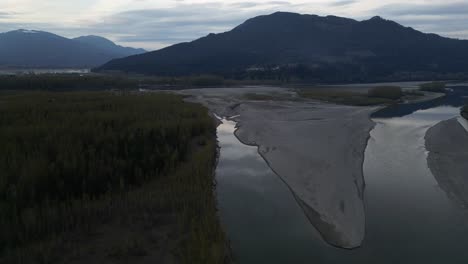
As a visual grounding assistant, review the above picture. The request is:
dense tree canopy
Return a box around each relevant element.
[0,92,224,262]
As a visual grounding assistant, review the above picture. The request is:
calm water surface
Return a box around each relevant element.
[215,87,468,263]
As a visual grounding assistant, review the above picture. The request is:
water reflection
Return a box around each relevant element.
[374,106,462,127]
[215,119,324,264]
[362,102,468,263]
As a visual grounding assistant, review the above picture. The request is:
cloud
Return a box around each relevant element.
[1,0,468,50]
[329,0,357,7]
[229,2,261,9]
[373,2,468,40]
[0,12,11,18]
[228,1,292,10]
[75,1,300,50]
[377,2,468,16]
[92,5,248,48]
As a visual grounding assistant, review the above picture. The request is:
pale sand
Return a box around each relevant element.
[179,87,375,248]
[426,118,468,209]
[233,101,376,248]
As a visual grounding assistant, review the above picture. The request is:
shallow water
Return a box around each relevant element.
[216,87,468,263]
[215,119,322,264]
[362,104,468,263]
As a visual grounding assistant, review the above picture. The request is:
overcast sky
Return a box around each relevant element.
[1,0,467,50]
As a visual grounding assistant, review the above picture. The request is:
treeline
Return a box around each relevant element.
[2,72,462,92]
[298,86,404,106]
[0,74,139,91]
[0,74,228,91]
[230,63,468,84]
[0,92,227,263]
[419,82,446,92]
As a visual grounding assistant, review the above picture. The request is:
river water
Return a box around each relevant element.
[215,86,468,263]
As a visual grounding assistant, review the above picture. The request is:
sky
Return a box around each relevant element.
[1,0,468,51]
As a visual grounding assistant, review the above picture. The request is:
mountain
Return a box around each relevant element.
[73,35,146,57]
[95,12,468,82]
[0,29,146,68]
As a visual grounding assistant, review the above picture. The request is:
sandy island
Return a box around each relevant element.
[426,117,468,208]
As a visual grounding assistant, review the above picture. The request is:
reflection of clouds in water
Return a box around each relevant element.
[216,118,284,197]
[218,119,236,132]
[217,163,279,195]
[416,106,461,115]
[218,124,235,134]
[218,159,272,177]
[374,106,460,127]
[220,141,258,160]
[218,119,264,161]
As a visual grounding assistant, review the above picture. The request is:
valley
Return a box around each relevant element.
[2,5,468,263]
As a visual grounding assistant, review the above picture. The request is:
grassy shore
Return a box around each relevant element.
[297,86,404,106]
[0,92,228,263]
[419,82,446,93]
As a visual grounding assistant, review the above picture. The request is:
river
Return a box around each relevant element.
[215,86,468,263]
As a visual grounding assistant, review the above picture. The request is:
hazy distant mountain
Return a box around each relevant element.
[0,29,146,68]
[95,12,468,82]
[73,35,146,57]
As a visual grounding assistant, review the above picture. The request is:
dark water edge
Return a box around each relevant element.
[215,86,468,264]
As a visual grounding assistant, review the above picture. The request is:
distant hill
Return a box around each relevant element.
[73,35,146,57]
[0,29,146,68]
[95,12,468,82]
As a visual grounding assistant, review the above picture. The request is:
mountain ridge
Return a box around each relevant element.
[95,12,468,82]
[0,29,146,68]
[73,35,146,56]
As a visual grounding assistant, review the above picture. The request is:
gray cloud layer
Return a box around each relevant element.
[328,0,357,7]
[1,1,468,50]
[0,12,12,18]
[375,2,468,39]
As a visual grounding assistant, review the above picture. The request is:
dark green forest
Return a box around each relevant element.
[0,75,139,90]
[0,74,227,91]
[0,92,227,263]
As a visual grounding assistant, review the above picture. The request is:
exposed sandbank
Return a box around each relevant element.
[426,118,468,208]
[233,101,376,248]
